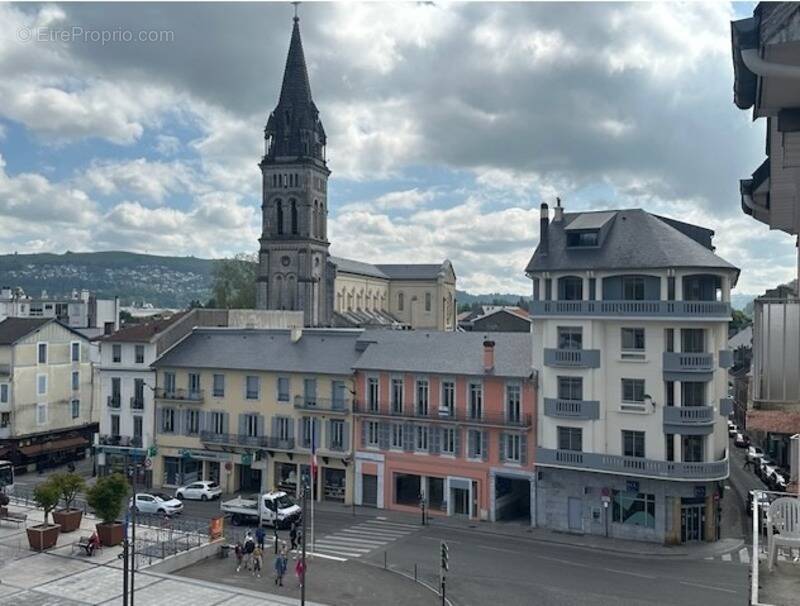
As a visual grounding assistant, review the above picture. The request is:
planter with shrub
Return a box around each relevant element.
[27,478,61,551]
[86,473,128,546]
[51,472,86,533]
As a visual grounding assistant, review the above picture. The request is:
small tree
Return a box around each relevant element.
[51,472,85,511]
[33,478,61,526]
[86,473,129,524]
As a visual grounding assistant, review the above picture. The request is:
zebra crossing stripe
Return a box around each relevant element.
[314,542,372,553]
[339,528,401,538]
[722,553,732,562]
[322,535,388,546]
[352,524,411,534]
[361,520,420,530]
[311,546,366,558]
[738,548,750,564]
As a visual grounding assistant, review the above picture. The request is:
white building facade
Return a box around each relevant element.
[527,204,738,543]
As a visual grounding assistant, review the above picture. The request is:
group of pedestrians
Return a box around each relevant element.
[233,522,305,588]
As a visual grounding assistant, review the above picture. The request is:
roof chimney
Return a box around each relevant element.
[554,197,564,222]
[291,327,303,343]
[539,203,549,256]
[483,339,495,373]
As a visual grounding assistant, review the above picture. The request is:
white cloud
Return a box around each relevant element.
[83,158,199,203]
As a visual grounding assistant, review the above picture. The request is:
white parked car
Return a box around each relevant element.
[176,481,223,501]
[746,446,764,463]
[129,492,184,516]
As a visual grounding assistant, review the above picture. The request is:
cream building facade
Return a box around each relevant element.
[0,318,94,471]
[151,327,361,503]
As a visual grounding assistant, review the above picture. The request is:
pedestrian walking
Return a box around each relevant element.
[243,531,255,570]
[234,543,243,572]
[295,557,305,589]
[744,458,753,471]
[252,546,263,578]
[289,522,298,551]
[256,526,266,551]
[274,548,287,586]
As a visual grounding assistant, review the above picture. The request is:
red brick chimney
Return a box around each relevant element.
[483,339,495,373]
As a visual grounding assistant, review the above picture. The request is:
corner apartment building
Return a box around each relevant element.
[527,204,737,543]
[151,328,360,502]
[0,318,94,471]
[732,3,800,468]
[352,331,536,522]
[95,309,302,485]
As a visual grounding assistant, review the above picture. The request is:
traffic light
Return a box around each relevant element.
[440,541,449,572]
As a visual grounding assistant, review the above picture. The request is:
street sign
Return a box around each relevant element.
[147,445,157,457]
[143,458,152,470]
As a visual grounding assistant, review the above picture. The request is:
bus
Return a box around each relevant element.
[0,460,14,495]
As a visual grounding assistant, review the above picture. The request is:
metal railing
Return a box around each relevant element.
[543,348,601,368]
[130,397,145,410]
[536,447,729,481]
[531,300,731,318]
[293,395,350,413]
[662,352,714,374]
[662,406,714,425]
[154,388,204,402]
[199,431,295,450]
[352,401,532,428]
[107,395,121,409]
[543,398,600,420]
[98,434,143,448]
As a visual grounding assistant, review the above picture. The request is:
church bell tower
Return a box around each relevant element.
[256,12,333,326]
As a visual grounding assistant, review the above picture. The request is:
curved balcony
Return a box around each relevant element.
[531,300,731,319]
[543,398,600,420]
[662,406,714,435]
[544,348,601,369]
[536,447,728,481]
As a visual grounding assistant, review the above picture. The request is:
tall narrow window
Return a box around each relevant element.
[367,378,379,412]
[398,292,404,311]
[38,342,48,364]
[441,381,455,416]
[391,378,404,414]
[112,344,121,363]
[416,379,429,416]
[135,345,145,364]
[425,292,432,312]
[71,342,81,362]
[276,201,284,235]
[290,200,298,235]
[506,383,521,423]
[557,327,583,350]
[469,383,483,419]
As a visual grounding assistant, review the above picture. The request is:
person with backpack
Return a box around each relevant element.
[243,531,256,570]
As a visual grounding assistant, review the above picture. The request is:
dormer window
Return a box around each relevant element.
[566,230,599,247]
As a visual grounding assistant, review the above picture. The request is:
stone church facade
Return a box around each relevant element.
[256,15,456,331]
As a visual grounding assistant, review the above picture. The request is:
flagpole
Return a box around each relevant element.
[311,420,315,554]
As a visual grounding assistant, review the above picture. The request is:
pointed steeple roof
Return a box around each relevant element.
[263,14,326,164]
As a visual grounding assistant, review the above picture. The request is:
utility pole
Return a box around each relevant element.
[420,491,426,526]
[301,481,308,606]
[440,540,449,606]
[130,462,138,606]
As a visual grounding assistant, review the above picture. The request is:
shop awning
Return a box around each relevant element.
[19,436,90,458]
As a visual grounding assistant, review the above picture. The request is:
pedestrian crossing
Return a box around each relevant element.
[309,518,419,561]
[705,547,800,566]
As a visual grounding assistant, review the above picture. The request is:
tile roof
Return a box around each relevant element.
[153,328,365,375]
[330,257,389,279]
[375,264,448,280]
[353,330,533,378]
[99,311,189,343]
[526,209,739,277]
[0,317,53,345]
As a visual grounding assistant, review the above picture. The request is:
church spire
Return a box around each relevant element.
[264,9,326,163]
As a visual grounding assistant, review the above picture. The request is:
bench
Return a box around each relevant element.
[73,535,100,557]
[0,510,27,527]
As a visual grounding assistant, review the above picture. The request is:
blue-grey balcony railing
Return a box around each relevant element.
[662,352,714,381]
[199,431,295,451]
[662,406,715,435]
[293,395,350,414]
[543,398,600,420]
[352,401,532,428]
[544,348,601,368]
[535,447,729,481]
[154,387,204,403]
[531,300,731,318]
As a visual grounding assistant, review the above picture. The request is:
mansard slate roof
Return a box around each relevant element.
[0,317,53,345]
[353,330,533,378]
[525,209,739,276]
[152,328,364,375]
[331,257,453,281]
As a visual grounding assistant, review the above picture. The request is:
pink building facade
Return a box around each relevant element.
[352,332,536,522]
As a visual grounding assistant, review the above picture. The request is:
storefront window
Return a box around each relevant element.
[323,468,346,502]
[611,491,656,528]
[395,473,421,506]
[276,462,297,494]
[429,477,445,511]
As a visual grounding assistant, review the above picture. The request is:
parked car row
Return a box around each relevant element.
[730,421,789,494]
[127,481,223,517]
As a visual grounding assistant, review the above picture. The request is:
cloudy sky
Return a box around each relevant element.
[0,1,793,295]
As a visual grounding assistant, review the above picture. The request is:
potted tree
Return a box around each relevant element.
[27,478,61,551]
[51,472,85,533]
[86,473,128,546]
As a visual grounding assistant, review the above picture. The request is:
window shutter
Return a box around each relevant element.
[198,411,206,434]
[223,412,229,435]
[313,419,320,449]
[287,418,295,443]
[271,416,279,438]
[499,433,506,463]
[403,423,415,452]
[156,406,163,433]
[172,409,182,435]
[326,419,333,450]
[454,428,461,458]
[379,422,390,450]
[342,422,350,452]
[430,427,441,455]
[182,410,191,436]
[238,413,246,436]
[521,433,528,466]
[257,414,265,437]
[361,420,368,448]
[481,431,488,461]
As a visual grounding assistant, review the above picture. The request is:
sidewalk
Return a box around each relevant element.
[309,499,745,559]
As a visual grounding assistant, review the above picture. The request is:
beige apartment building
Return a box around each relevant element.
[151,327,362,503]
[0,318,95,471]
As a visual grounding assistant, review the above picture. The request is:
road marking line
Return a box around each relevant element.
[314,542,372,553]
[321,535,388,546]
[311,547,367,557]
[739,548,750,564]
[362,520,420,530]
[602,568,656,579]
[679,581,739,594]
[376,516,387,520]
[721,553,732,562]
[339,528,404,538]
[704,557,713,560]
[350,526,410,536]
[481,546,519,554]
[308,552,347,562]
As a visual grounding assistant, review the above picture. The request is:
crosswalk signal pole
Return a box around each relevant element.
[440,541,449,606]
